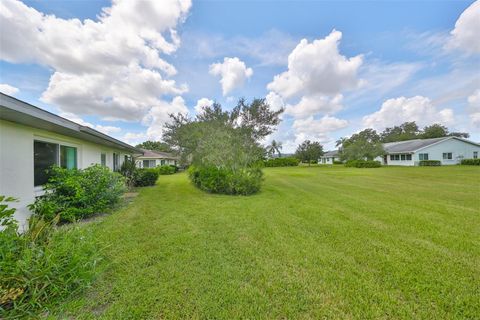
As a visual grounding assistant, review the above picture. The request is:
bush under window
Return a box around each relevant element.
[345,160,382,168]
[134,168,159,186]
[460,159,480,165]
[419,160,441,166]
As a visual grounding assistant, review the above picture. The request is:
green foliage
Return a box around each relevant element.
[419,160,441,166]
[460,158,480,165]
[0,200,100,317]
[29,165,126,223]
[135,140,172,153]
[380,121,470,142]
[266,140,283,158]
[295,140,323,165]
[345,160,382,168]
[0,196,18,232]
[157,165,176,175]
[338,129,384,161]
[264,157,299,167]
[333,160,343,165]
[188,166,263,195]
[120,157,138,189]
[134,168,159,186]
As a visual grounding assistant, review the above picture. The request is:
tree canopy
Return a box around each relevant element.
[266,140,283,158]
[338,129,384,161]
[380,122,469,142]
[135,140,172,153]
[295,140,323,165]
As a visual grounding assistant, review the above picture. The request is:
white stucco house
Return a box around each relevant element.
[376,137,480,166]
[319,150,341,164]
[136,149,179,168]
[0,93,141,228]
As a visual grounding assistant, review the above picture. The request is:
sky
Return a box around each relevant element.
[1,0,479,152]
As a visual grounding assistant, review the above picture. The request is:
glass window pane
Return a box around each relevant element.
[101,153,106,166]
[401,154,406,160]
[406,154,412,160]
[60,146,77,169]
[34,141,58,186]
[143,160,149,168]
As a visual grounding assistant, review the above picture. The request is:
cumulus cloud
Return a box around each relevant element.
[0,0,191,121]
[194,97,214,114]
[0,83,19,95]
[285,94,343,118]
[267,30,363,99]
[59,112,121,136]
[448,1,480,55]
[363,96,455,130]
[142,96,188,139]
[292,115,348,145]
[265,92,285,112]
[209,57,253,95]
[467,89,480,127]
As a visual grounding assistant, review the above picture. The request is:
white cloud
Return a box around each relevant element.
[362,96,455,130]
[0,83,19,95]
[285,94,343,118]
[194,97,214,114]
[0,0,191,121]
[142,96,188,139]
[265,92,285,112]
[448,1,480,55]
[467,89,480,127]
[267,30,363,99]
[59,112,121,136]
[292,115,349,146]
[209,57,253,95]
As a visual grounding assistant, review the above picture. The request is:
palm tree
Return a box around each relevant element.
[267,140,283,158]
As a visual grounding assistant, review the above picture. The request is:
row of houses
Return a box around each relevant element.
[0,93,177,227]
[319,136,480,166]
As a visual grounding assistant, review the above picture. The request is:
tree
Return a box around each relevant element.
[421,124,470,139]
[339,129,384,161]
[136,140,172,153]
[295,140,323,166]
[266,140,283,158]
[380,121,420,142]
[163,98,283,169]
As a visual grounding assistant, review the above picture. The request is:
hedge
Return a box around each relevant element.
[264,157,300,167]
[345,160,381,168]
[134,168,159,186]
[460,158,480,166]
[157,165,177,175]
[419,160,441,166]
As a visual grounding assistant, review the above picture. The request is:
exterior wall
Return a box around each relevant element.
[136,158,177,168]
[384,155,415,166]
[413,138,480,165]
[318,156,339,164]
[0,119,131,229]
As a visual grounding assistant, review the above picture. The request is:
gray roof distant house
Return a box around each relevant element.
[382,137,480,154]
[137,149,179,160]
[322,150,339,157]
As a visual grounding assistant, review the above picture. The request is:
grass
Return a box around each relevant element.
[54,166,479,319]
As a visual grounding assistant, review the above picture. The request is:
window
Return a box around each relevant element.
[161,159,166,166]
[60,146,77,169]
[113,153,119,171]
[401,154,406,161]
[443,152,453,160]
[34,141,77,186]
[143,160,156,168]
[406,154,412,161]
[474,152,478,159]
[419,153,429,161]
[101,153,107,166]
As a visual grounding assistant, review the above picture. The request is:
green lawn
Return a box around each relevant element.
[57,166,479,319]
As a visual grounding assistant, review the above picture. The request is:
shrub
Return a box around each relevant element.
[460,158,480,165]
[120,157,138,189]
[0,197,100,317]
[134,168,159,186]
[419,160,441,166]
[345,160,382,168]
[333,160,343,165]
[189,166,263,195]
[29,165,126,223]
[264,157,300,167]
[157,165,176,175]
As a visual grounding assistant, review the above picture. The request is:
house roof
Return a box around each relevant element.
[0,93,142,154]
[382,136,480,154]
[323,150,339,157]
[138,149,179,160]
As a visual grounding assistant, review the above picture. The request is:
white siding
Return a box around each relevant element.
[319,156,340,164]
[0,119,131,229]
[413,138,480,165]
[136,158,176,168]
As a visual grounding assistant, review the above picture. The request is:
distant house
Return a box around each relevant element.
[136,149,179,168]
[319,150,340,164]
[377,137,480,166]
[0,93,141,227]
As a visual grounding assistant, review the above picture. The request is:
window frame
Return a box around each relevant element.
[101,153,107,166]
[442,152,453,160]
[34,139,78,187]
[419,153,429,161]
[473,151,478,159]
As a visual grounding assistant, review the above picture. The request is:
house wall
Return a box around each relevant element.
[384,155,415,166]
[414,138,480,165]
[0,119,131,229]
[136,158,177,168]
[318,156,340,164]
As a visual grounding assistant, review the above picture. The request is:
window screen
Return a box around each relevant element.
[34,141,58,186]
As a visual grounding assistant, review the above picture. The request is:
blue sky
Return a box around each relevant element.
[1,0,479,151]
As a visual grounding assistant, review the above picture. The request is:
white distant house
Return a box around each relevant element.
[136,149,179,168]
[319,150,341,164]
[0,93,141,228]
[377,137,480,166]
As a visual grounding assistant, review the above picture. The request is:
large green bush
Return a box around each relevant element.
[460,158,480,165]
[29,165,126,223]
[419,160,441,166]
[157,165,176,175]
[134,168,159,186]
[0,197,100,317]
[189,166,263,195]
[345,160,382,168]
[264,157,299,167]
